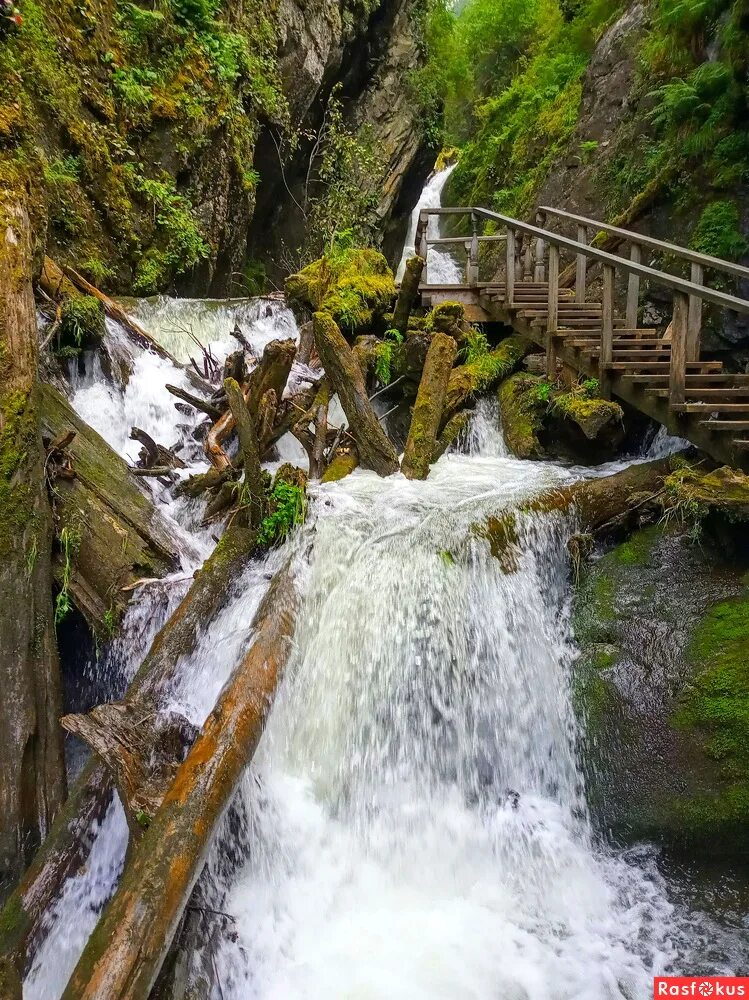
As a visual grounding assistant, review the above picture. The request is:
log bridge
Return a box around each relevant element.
[415,205,749,468]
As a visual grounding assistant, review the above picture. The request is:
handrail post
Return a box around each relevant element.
[575,225,588,303]
[418,211,429,284]
[505,227,515,307]
[546,244,559,379]
[687,262,704,361]
[626,243,641,330]
[468,212,480,286]
[600,264,615,399]
[522,236,533,281]
[534,210,547,283]
[670,291,689,406]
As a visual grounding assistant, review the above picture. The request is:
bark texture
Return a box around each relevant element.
[0,522,258,991]
[224,377,264,528]
[392,255,424,334]
[0,198,66,898]
[61,563,300,1000]
[313,312,399,476]
[401,332,457,480]
[40,385,180,631]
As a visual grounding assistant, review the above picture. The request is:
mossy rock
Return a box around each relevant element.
[664,465,749,521]
[550,391,623,441]
[285,249,396,335]
[59,296,106,350]
[497,372,546,459]
[425,301,464,336]
[573,522,749,856]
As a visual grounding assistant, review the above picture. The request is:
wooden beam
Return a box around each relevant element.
[669,291,689,407]
[626,243,641,330]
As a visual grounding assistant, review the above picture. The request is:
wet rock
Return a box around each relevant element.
[574,523,749,856]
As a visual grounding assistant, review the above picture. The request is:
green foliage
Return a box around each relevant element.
[373,342,393,385]
[59,296,106,348]
[257,482,306,547]
[461,327,489,364]
[384,328,404,344]
[690,201,748,261]
[55,524,81,626]
[535,380,553,402]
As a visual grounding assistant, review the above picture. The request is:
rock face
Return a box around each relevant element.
[574,521,749,857]
[250,0,434,276]
[0,0,430,296]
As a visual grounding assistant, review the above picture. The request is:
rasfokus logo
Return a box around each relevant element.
[654,979,749,997]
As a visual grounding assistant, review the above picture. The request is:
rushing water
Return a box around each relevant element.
[25,205,749,998]
[398,165,464,284]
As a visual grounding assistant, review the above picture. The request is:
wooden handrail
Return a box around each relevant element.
[538,205,749,282]
[418,206,749,316]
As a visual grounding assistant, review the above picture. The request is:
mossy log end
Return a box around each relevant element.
[321,445,360,483]
[392,256,424,335]
[60,563,300,1000]
[442,335,530,427]
[402,332,457,481]
[0,522,258,990]
[39,384,179,631]
[0,199,66,896]
[313,312,399,477]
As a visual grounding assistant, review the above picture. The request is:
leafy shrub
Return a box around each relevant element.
[690,201,748,261]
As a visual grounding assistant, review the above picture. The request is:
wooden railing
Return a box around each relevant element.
[416,206,749,405]
[537,205,749,356]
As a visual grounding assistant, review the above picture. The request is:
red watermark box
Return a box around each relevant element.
[654,979,749,997]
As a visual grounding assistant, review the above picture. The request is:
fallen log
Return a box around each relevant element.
[224,378,264,528]
[0,521,258,993]
[246,338,296,418]
[401,332,457,480]
[166,384,223,423]
[392,256,425,335]
[441,334,530,427]
[478,457,678,569]
[39,385,180,631]
[313,312,399,477]
[40,258,181,368]
[60,704,197,845]
[0,197,67,902]
[433,411,470,462]
[60,562,300,1000]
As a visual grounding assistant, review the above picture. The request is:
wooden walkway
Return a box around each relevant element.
[415,206,749,468]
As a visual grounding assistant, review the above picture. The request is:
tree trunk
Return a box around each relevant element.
[402,332,457,480]
[441,335,530,428]
[60,562,300,1000]
[224,377,264,528]
[40,385,180,632]
[0,522,258,993]
[392,255,424,335]
[313,312,399,476]
[0,199,66,897]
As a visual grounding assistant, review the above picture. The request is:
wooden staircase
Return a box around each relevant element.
[413,207,749,469]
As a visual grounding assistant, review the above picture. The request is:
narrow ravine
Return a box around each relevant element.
[23,182,748,1000]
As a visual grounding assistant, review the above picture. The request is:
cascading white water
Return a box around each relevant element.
[398,165,464,284]
[25,195,749,999]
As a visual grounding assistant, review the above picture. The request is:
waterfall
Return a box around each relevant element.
[398,166,463,284]
[24,194,749,999]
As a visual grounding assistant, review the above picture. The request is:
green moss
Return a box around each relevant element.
[550,392,623,440]
[321,450,358,483]
[691,201,749,261]
[285,248,396,335]
[497,372,546,459]
[59,296,105,349]
[425,301,465,334]
[257,481,306,548]
[611,527,659,567]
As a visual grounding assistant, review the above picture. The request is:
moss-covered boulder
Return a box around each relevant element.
[497,373,547,459]
[574,523,749,856]
[550,391,624,443]
[425,301,465,337]
[285,248,396,335]
[497,374,626,463]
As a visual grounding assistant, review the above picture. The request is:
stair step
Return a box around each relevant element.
[622,373,749,385]
[732,440,749,450]
[699,420,749,430]
[673,403,749,413]
[586,350,672,360]
[609,362,722,372]
[532,319,627,329]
